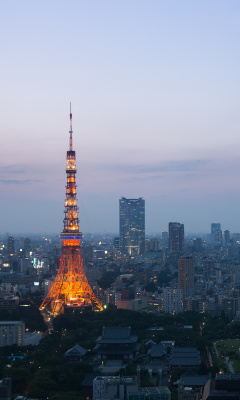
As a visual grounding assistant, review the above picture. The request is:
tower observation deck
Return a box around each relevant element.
[40,106,103,317]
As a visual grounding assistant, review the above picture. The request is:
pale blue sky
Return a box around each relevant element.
[1,1,240,234]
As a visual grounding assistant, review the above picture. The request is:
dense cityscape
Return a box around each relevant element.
[2,1,240,400]
[1,205,240,399]
[1,218,240,322]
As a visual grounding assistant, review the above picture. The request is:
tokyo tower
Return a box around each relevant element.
[40,106,103,317]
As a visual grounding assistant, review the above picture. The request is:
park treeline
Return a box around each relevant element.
[0,308,239,399]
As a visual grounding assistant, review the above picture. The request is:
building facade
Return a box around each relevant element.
[119,197,145,257]
[223,230,230,246]
[0,321,25,347]
[211,223,222,244]
[162,287,183,314]
[178,256,195,300]
[7,237,14,255]
[93,376,138,400]
[168,222,184,254]
[93,376,171,400]
[0,377,11,400]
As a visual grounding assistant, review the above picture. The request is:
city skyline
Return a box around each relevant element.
[1,1,240,234]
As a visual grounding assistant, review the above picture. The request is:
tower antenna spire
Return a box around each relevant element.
[39,106,103,317]
[69,102,73,151]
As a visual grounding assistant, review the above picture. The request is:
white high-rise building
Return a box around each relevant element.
[162,288,183,314]
[0,321,25,347]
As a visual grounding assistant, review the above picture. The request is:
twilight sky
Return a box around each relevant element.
[1,0,240,235]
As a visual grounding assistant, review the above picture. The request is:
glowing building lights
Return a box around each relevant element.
[40,107,103,317]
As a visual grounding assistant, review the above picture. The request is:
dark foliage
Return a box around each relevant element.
[1,308,239,398]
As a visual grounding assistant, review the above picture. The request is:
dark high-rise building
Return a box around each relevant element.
[223,230,230,245]
[7,236,14,255]
[211,223,222,244]
[119,197,145,257]
[178,256,194,299]
[114,237,120,251]
[192,237,203,252]
[24,237,31,257]
[162,231,168,240]
[168,222,184,254]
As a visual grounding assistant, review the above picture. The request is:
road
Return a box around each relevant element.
[225,357,235,374]
[213,342,235,374]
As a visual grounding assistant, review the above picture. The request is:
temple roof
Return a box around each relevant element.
[170,347,201,366]
[64,343,87,357]
[149,344,167,358]
[103,327,131,338]
[94,343,140,355]
[96,327,138,344]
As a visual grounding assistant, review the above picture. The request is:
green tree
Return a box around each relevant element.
[48,392,85,400]
[27,375,58,398]
[6,366,31,394]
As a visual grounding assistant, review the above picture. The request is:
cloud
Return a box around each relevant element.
[0,179,43,184]
[98,159,210,177]
[0,164,46,185]
[0,165,27,175]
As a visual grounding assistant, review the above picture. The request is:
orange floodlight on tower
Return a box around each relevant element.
[40,105,103,317]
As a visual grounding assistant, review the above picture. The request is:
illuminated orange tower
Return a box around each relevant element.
[40,106,103,317]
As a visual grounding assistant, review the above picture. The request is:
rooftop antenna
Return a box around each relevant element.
[69,102,73,151]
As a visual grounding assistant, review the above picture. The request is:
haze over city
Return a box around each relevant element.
[1,1,240,234]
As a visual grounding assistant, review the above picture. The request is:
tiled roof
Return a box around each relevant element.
[96,327,138,344]
[64,343,87,357]
[102,327,131,338]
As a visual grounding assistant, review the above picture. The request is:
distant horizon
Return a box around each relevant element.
[0,229,237,238]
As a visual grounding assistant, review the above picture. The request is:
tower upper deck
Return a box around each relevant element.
[61,105,82,240]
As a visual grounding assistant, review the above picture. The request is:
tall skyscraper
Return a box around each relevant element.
[162,231,168,241]
[7,236,14,255]
[178,256,194,299]
[40,107,103,317]
[211,223,222,244]
[23,237,31,257]
[168,222,184,254]
[119,197,145,257]
[223,230,230,245]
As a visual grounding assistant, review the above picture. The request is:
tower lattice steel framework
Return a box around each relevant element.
[40,107,103,317]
